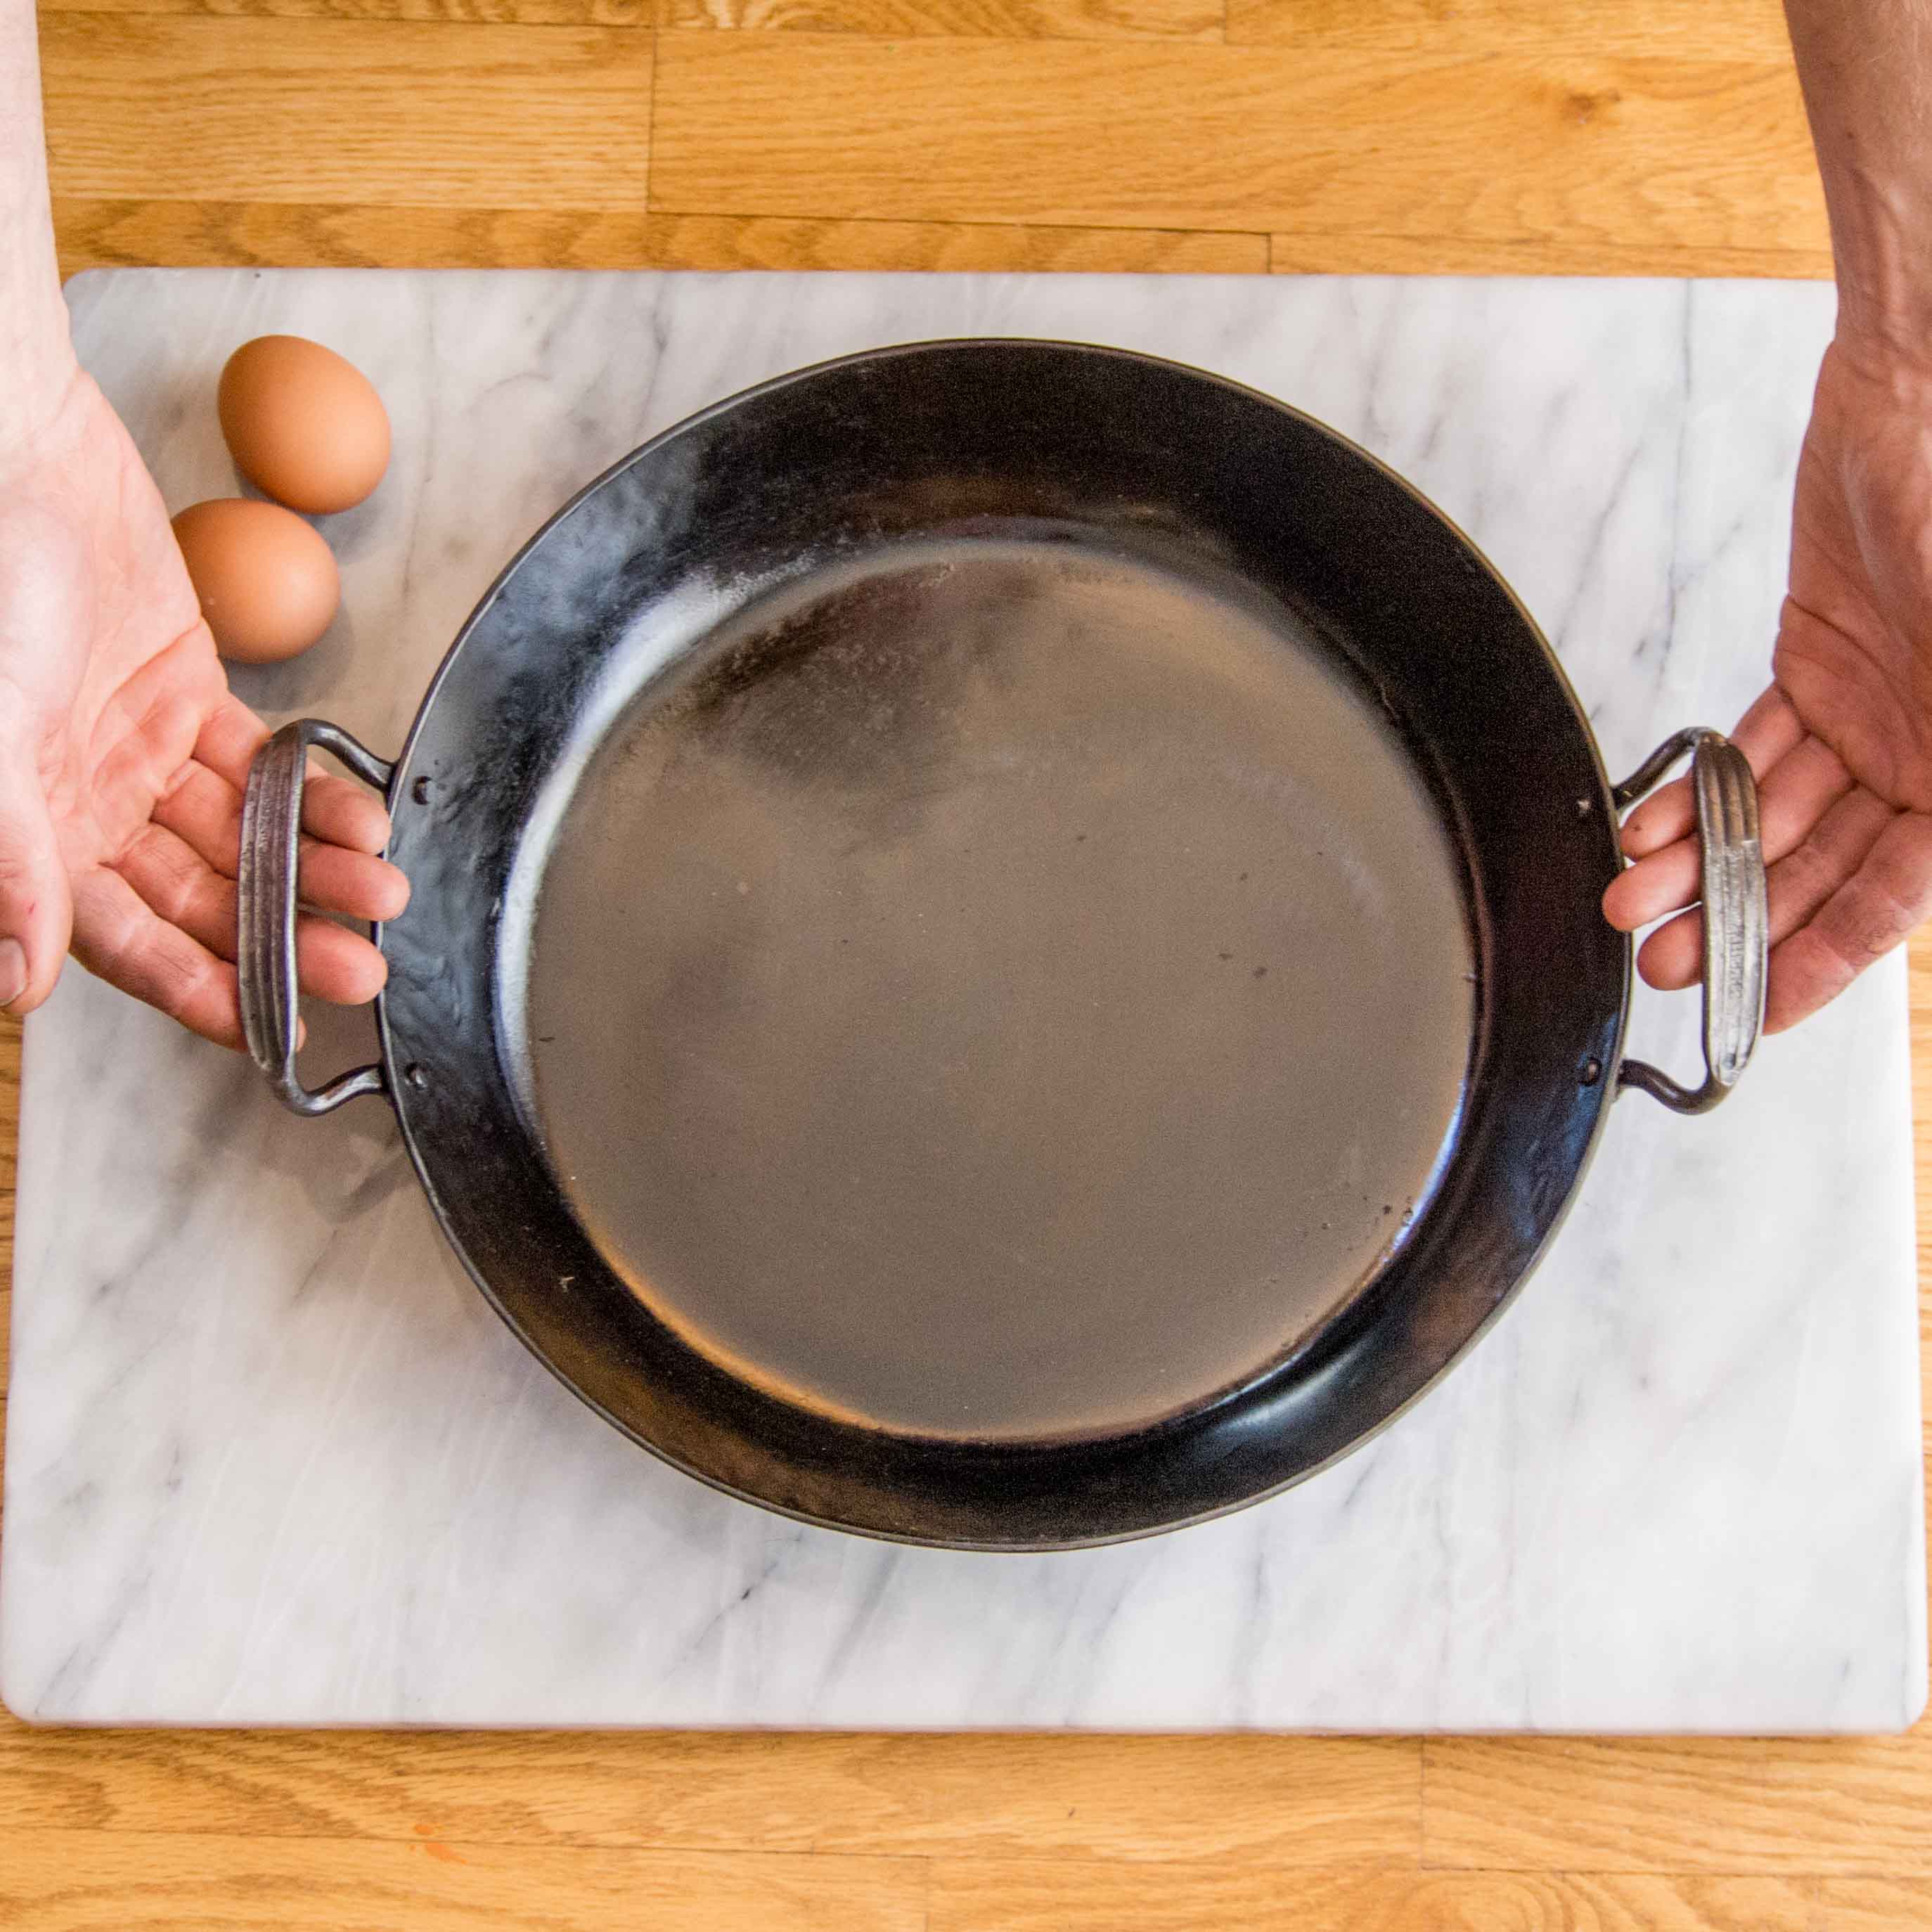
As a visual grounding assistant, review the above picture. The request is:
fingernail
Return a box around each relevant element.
[0,937,27,1010]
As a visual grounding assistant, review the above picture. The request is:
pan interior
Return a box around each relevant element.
[515,529,1476,1442]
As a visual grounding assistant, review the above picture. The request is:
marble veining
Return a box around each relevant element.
[1,270,1921,1729]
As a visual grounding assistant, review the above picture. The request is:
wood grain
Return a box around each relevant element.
[658,0,1218,43]
[56,0,649,22]
[1224,0,1792,58]
[53,199,1268,274]
[51,0,1794,56]
[52,0,1211,29]
[927,1860,1820,1932]
[0,1829,928,1931]
[1268,233,1834,280]
[38,16,655,209]
[0,1730,1417,1865]
[1421,1734,1932,1876]
[1827,1879,1932,1931]
[648,35,1826,254]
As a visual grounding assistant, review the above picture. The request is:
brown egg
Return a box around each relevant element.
[172,498,341,664]
[217,335,391,515]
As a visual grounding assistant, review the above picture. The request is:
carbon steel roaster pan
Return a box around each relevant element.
[236,341,1767,1550]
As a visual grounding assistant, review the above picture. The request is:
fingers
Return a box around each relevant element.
[157,693,404,917]
[72,691,404,1048]
[1764,787,1898,951]
[1758,734,1857,858]
[1763,811,1932,1033]
[302,770,392,856]
[190,692,273,789]
[1623,802,1930,1030]
[1604,732,1859,934]
[1619,776,1694,863]
[1633,785,1901,993]
[1727,684,1809,771]
[0,719,75,1016]
[191,695,393,853]
[297,841,410,924]
[1604,841,1697,934]
[69,864,246,1049]
[1634,907,1699,991]
[152,761,408,922]
[158,756,393,870]
[112,823,391,1005]
[1619,685,1805,858]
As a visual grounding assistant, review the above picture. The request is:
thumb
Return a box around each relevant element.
[0,719,74,1017]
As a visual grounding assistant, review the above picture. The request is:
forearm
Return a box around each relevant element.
[1785,0,1932,363]
[1,0,74,439]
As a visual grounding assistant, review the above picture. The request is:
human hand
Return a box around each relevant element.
[1604,336,1932,1033]
[0,353,407,1047]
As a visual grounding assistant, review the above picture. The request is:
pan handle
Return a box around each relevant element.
[237,719,397,1116]
[1611,726,1767,1114]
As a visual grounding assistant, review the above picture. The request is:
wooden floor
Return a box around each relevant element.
[6,1,1931,1924]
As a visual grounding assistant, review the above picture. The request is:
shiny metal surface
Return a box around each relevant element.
[517,535,1476,1442]
[1613,728,1767,1114]
[238,717,393,1116]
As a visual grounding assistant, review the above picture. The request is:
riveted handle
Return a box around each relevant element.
[1612,727,1767,1114]
[237,719,396,1116]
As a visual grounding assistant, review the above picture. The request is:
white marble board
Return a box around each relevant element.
[2,269,1922,1731]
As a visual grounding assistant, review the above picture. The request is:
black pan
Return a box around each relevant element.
[238,341,1766,1549]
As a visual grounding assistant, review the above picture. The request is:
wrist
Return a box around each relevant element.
[1831,307,1932,394]
[0,316,82,482]
[1781,1,1932,380]
[0,0,75,467]
[1829,239,1932,382]
[1811,157,1932,371]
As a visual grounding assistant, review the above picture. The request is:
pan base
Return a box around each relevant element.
[519,531,1476,1442]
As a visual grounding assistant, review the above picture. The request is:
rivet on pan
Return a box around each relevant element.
[1576,797,1594,818]
[404,1062,428,1090]
[1580,1056,1603,1086]
[411,775,433,806]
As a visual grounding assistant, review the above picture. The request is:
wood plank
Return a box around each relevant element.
[38,15,655,210]
[54,0,647,22]
[649,34,1827,254]
[925,1857,1819,1931]
[0,1726,1418,1866]
[0,1829,926,1931]
[53,198,1268,273]
[1226,0,1791,58]
[51,0,1213,28]
[659,0,1218,44]
[1421,1734,1932,1875]
[1826,1879,1932,1931]
[39,0,1796,53]
[1268,232,1832,279]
